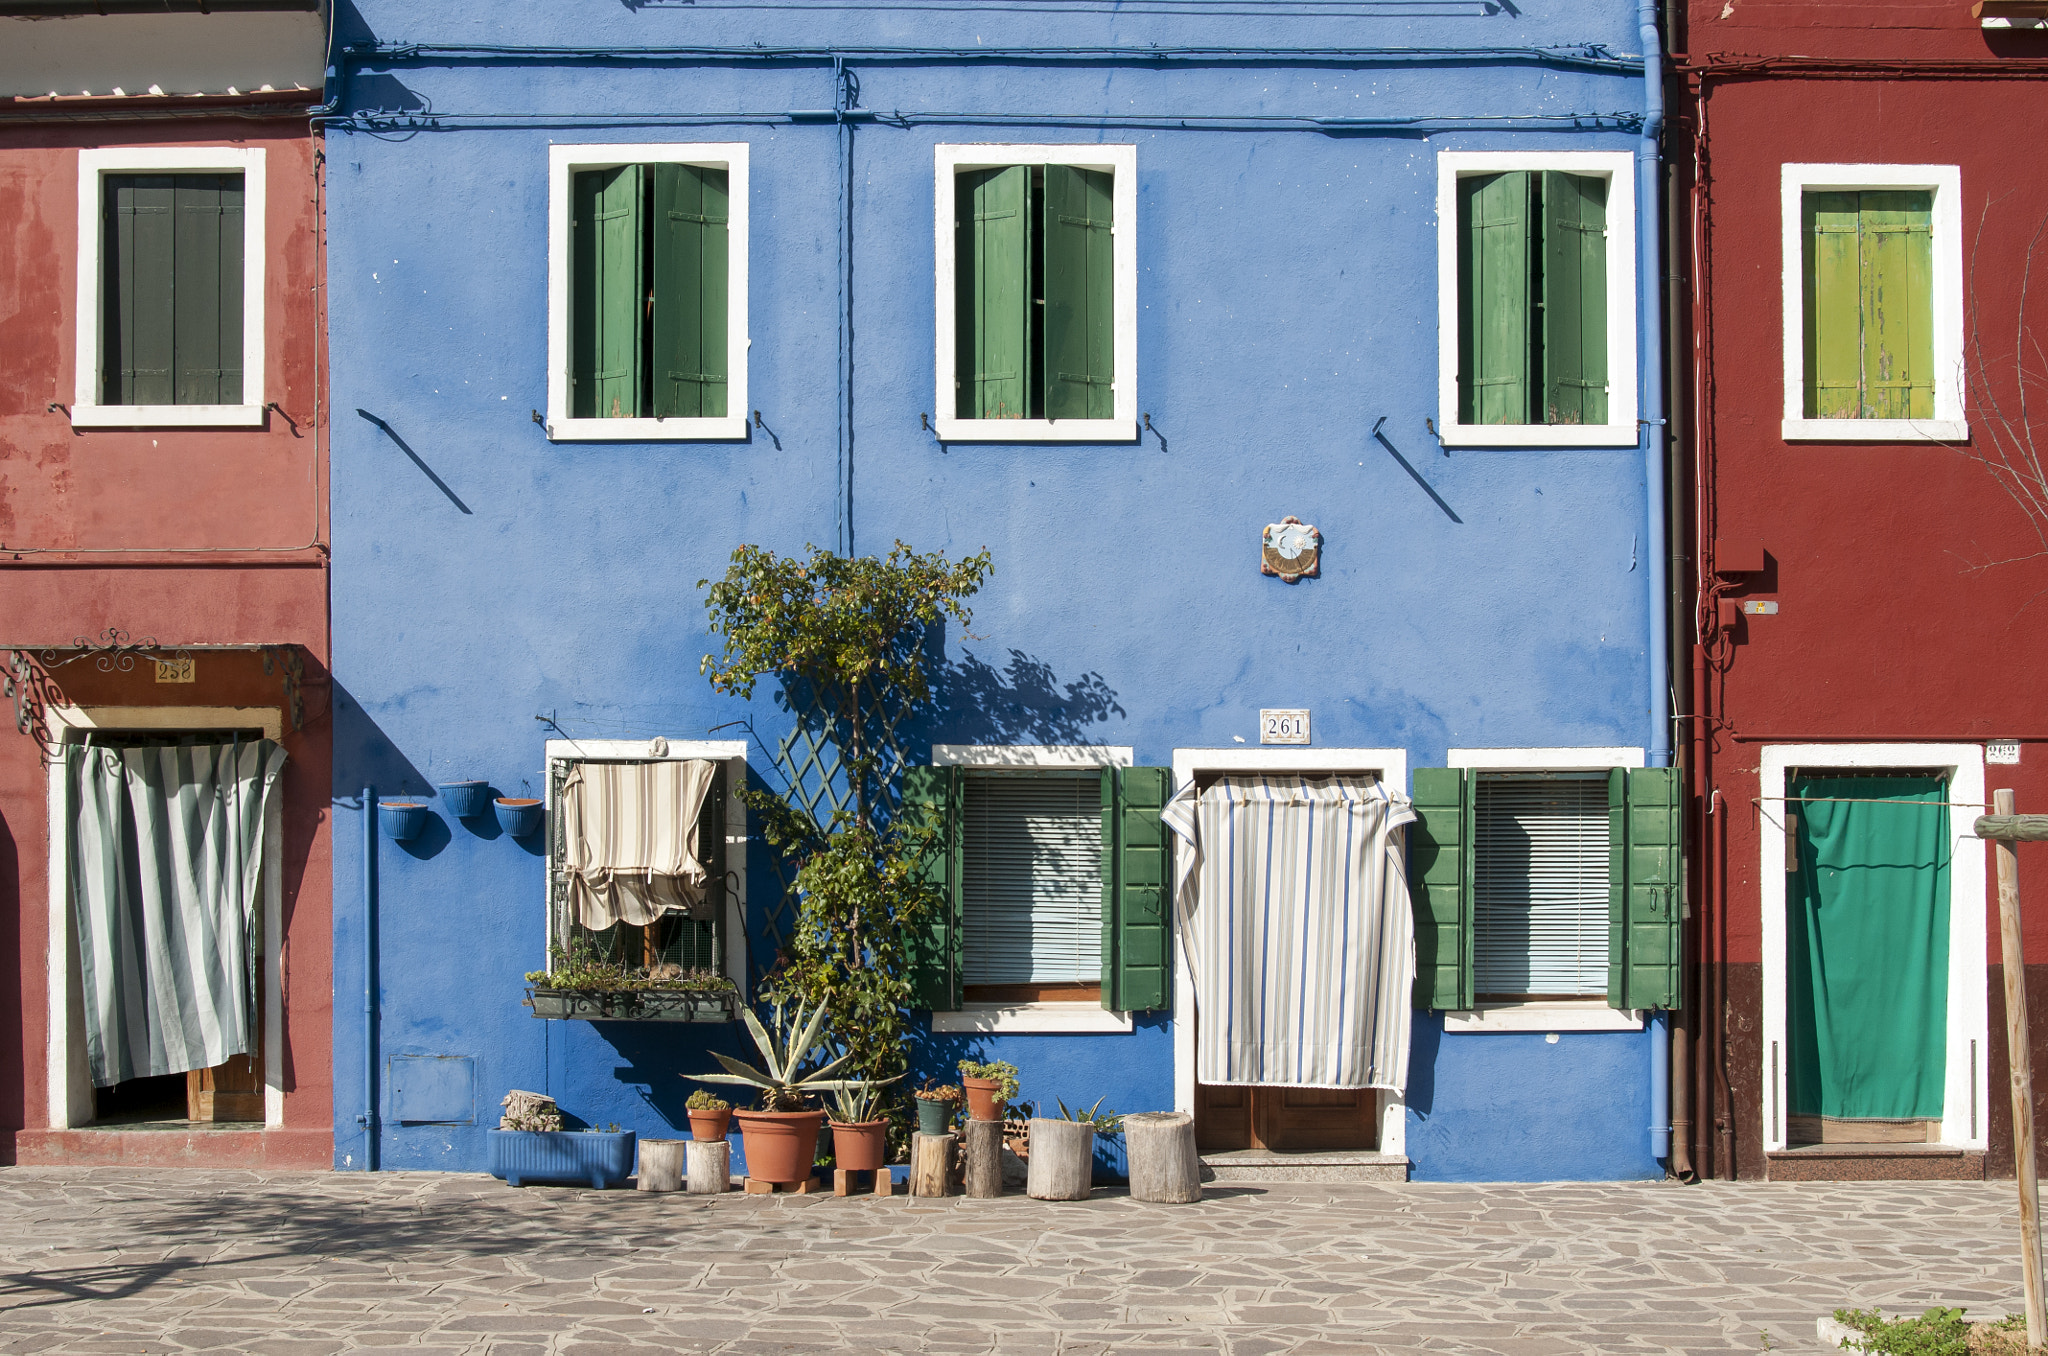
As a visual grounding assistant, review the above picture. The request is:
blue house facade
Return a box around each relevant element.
[325,0,1675,1182]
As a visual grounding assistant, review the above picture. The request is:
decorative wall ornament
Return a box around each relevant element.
[1261,516,1322,583]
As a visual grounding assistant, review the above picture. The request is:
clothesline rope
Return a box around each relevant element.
[1753,795,1989,808]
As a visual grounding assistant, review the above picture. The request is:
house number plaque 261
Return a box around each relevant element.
[1260,709,1310,745]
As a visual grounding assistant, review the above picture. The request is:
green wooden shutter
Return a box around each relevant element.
[1043,164,1115,421]
[1860,191,1934,421]
[1608,766,1683,1011]
[651,163,729,420]
[955,165,1029,420]
[105,174,175,406]
[1803,191,1863,420]
[902,765,962,1011]
[1457,172,1533,426]
[1409,767,1474,1010]
[1100,766,1171,1013]
[1541,171,1606,427]
[570,164,644,420]
[170,175,244,406]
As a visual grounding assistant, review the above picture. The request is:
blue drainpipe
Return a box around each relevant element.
[361,784,380,1171]
[1639,0,1670,771]
[1649,1011,1671,1162]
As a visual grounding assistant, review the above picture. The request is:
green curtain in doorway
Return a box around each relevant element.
[1787,773,1949,1121]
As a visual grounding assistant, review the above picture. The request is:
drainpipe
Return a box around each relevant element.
[1649,1011,1671,1161]
[361,784,380,1171]
[1640,0,1669,771]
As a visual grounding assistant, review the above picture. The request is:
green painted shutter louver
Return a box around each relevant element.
[571,164,644,420]
[651,163,729,420]
[172,175,244,406]
[1457,172,1533,426]
[1101,766,1172,1012]
[956,165,1030,420]
[1409,767,1474,1010]
[902,765,962,1011]
[1607,766,1682,1011]
[1541,171,1606,427]
[1043,164,1114,421]
[1803,190,1934,420]
[103,173,243,407]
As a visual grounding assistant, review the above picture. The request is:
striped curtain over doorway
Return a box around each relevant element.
[64,738,287,1088]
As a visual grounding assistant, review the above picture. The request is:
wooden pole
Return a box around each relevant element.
[637,1138,687,1192]
[1993,788,2047,1349]
[1124,1111,1202,1203]
[909,1132,956,1197]
[685,1138,730,1194]
[962,1118,1004,1198]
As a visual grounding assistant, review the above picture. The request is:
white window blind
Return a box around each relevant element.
[1474,773,1610,998]
[962,771,1103,985]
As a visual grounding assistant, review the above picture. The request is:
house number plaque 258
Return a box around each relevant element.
[1260,709,1310,745]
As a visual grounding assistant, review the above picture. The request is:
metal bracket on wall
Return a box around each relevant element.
[2,630,189,764]
[261,645,307,732]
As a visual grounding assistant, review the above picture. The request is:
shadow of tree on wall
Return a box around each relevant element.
[921,644,1127,751]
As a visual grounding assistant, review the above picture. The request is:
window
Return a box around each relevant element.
[1435,151,1637,448]
[73,147,266,428]
[545,144,749,441]
[933,145,1137,442]
[1473,773,1609,1000]
[1781,164,1964,442]
[961,769,1104,999]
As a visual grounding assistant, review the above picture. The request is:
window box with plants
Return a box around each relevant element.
[524,940,739,1023]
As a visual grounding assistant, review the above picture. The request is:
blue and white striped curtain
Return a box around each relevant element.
[65,739,287,1088]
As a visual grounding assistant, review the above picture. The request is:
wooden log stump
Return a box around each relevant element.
[637,1138,687,1193]
[685,1137,730,1194]
[962,1118,1005,1198]
[909,1131,957,1197]
[1025,1118,1095,1201]
[1124,1112,1201,1203]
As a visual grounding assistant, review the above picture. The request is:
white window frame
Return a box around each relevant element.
[544,143,750,442]
[72,146,267,429]
[1780,163,1966,443]
[1434,150,1640,448]
[933,144,1138,444]
[1443,746,1647,1033]
[1168,746,1411,1158]
[541,739,749,990]
[1756,744,1987,1153]
[930,744,1134,1034]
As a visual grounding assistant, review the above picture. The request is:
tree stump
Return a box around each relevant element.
[1026,1119,1095,1201]
[1124,1111,1201,1203]
[637,1138,687,1193]
[910,1131,956,1197]
[962,1118,1004,1198]
[685,1137,730,1194]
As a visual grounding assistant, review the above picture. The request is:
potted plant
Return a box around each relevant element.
[826,1084,890,1174]
[686,1090,732,1143]
[914,1081,961,1136]
[524,940,740,1023]
[685,998,889,1186]
[957,1058,1019,1122]
[486,1091,637,1190]
[1026,1097,1121,1202]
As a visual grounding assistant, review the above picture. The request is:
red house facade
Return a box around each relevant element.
[1676,0,2048,1180]
[0,2,331,1168]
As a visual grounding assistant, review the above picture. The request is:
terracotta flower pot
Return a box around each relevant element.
[962,1076,1004,1122]
[734,1109,825,1184]
[830,1118,888,1172]
[687,1108,732,1143]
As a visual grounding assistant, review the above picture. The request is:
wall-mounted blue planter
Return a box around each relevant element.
[377,801,429,843]
[494,797,543,838]
[438,780,492,818]
[488,1129,637,1188]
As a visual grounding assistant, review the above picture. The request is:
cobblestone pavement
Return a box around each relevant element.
[0,1168,2023,1355]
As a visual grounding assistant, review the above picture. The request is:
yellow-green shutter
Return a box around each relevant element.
[1101,766,1171,1013]
[1608,766,1683,1011]
[1458,172,1533,426]
[1409,767,1474,1010]
[571,164,644,420]
[1541,171,1606,427]
[1044,164,1115,421]
[1804,189,1933,420]
[651,163,728,420]
[956,165,1029,420]
[902,765,962,1011]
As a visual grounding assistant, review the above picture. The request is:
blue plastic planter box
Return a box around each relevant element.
[438,780,492,818]
[488,1129,636,1188]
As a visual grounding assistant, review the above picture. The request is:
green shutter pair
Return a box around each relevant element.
[955,164,1115,421]
[1803,190,1934,420]
[102,173,244,406]
[1455,170,1608,427]
[903,765,1169,1012]
[570,164,729,420]
[1409,766,1682,1011]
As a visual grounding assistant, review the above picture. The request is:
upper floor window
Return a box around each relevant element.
[933,145,1137,443]
[545,144,749,441]
[1435,151,1638,448]
[73,147,266,428]
[1781,164,1965,442]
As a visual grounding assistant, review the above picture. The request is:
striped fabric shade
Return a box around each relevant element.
[961,771,1103,985]
[1473,773,1610,998]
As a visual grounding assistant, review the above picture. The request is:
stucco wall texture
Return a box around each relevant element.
[327,0,1663,1182]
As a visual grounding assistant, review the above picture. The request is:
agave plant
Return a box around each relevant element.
[687,997,891,1112]
[827,1082,888,1125]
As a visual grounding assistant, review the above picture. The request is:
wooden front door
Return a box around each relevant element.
[1195,1082,1377,1152]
